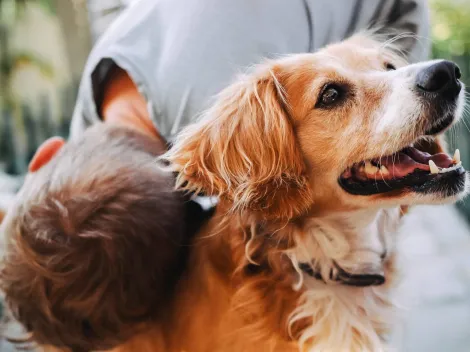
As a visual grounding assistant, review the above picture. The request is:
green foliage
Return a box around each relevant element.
[431,1,470,221]
[431,0,470,84]
[0,0,54,20]
[431,0,470,50]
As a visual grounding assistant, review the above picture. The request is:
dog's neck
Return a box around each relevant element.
[283,207,403,351]
[161,204,404,352]
[286,206,402,281]
[203,203,403,282]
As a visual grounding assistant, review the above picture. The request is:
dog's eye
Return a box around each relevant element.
[317,84,343,107]
[385,63,396,71]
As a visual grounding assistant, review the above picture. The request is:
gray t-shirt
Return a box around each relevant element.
[70,0,430,141]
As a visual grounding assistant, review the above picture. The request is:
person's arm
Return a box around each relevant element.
[101,66,165,143]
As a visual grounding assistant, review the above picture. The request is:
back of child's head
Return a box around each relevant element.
[0,123,186,351]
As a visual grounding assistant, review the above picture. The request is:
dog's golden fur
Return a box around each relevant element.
[110,34,465,351]
[113,34,468,352]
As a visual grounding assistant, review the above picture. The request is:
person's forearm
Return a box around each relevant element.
[102,66,165,143]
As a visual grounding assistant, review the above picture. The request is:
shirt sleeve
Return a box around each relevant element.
[69,53,155,141]
[69,0,165,141]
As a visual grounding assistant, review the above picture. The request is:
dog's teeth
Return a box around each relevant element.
[453,149,461,164]
[429,160,439,174]
[440,162,462,174]
[364,161,380,175]
[380,165,390,175]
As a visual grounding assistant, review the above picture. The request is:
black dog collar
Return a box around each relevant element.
[298,262,385,287]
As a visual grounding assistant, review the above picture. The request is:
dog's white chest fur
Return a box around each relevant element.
[285,207,402,352]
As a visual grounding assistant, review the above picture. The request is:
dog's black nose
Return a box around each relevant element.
[416,60,461,95]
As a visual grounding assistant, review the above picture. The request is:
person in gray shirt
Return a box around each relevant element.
[70,0,431,143]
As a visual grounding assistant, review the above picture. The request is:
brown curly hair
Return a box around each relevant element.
[0,124,188,351]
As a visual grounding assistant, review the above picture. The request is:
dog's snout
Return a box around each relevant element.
[416,60,461,95]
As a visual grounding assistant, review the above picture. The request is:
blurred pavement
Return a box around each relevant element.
[392,204,470,352]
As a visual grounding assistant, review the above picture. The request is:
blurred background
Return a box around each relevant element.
[0,0,470,351]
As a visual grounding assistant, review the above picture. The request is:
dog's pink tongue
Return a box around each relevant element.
[402,147,453,167]
[379,153,429,178]
[378,148,453,178]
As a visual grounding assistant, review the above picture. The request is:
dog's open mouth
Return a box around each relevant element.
[339,141,466,196]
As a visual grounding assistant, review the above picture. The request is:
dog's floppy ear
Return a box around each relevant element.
[164,66,312,220]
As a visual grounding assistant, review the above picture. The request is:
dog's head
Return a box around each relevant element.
[165,34,468,220]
